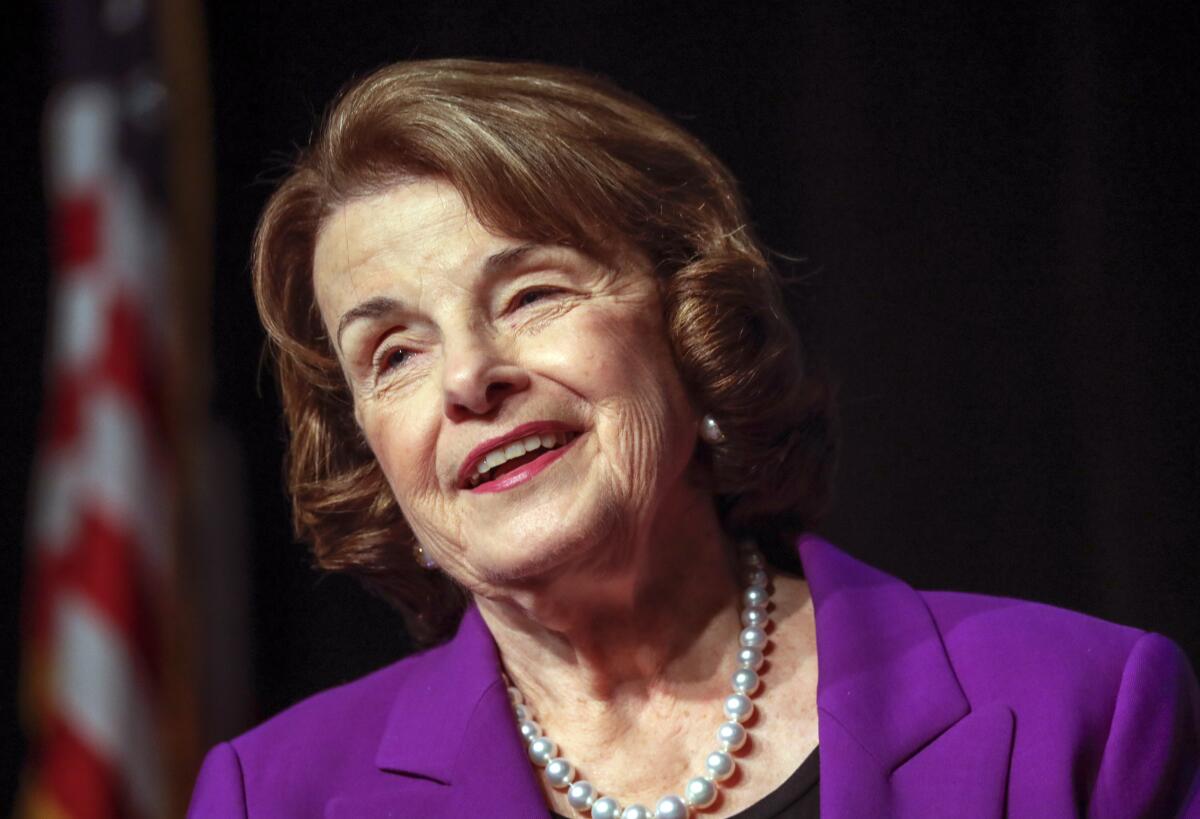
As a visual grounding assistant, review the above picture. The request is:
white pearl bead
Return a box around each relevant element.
[745,568,769,588]
[732,667,760,695]
[519,719,542,741]
[743,585,769,608]
[717,721,747,752]
[545,757,574,789]
[742,551,765,568]
[736,647,764,670]
[513,703,532,721]
[507,686,524,705]
[655,794,689,819]
[739,626,768,649]
[567,780,597,810]
[592,796,622,819]
[685,776,718,808]
[741,606,769,628]
[529,737,556,766]
[724,692,755,722]
[621,806,652,819]
[705,750,736,781]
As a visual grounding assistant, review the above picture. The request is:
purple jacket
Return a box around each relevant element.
[189,535,1200,817]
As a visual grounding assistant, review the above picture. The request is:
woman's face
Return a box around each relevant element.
[312,179,702,591]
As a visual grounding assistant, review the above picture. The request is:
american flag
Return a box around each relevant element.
[19,1,209,816]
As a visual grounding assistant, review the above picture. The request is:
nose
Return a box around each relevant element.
[441,333,530,420]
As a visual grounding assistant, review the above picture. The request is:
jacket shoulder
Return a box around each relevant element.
[197,642,451,817]
[923,589,1146,659]
[920,590,1200,815]
[921,589,1146,700]
[232,637,450,759]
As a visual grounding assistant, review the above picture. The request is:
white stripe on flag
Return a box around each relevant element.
[82,389,170,573]
[30,451,81,556]
[52,593,167,818]
[45,83,119,195]
[51,263,113,368]
[30,389,170,571]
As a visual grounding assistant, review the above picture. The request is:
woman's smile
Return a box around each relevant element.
[466,428,582,494]
[458,420,580,488]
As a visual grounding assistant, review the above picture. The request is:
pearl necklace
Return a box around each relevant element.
[507,542,773,819]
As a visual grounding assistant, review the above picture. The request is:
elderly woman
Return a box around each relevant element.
[188,60,1199,818]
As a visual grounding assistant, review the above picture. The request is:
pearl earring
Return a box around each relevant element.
[700,414,726,444]
[413,542,438,570]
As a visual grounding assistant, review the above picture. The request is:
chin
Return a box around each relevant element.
[463,507,626,589]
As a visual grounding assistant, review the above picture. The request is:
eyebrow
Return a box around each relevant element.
[333,242,546,352]
[481,242,541,278]
[335,296,403,352]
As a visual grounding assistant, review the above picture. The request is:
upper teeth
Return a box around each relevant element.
[469,432,568,485]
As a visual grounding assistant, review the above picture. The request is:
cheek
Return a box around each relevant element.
[560,307,695,464]
[563,305,680,394]
[359,398,440,504]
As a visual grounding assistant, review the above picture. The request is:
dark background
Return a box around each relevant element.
[4,2,1198,810]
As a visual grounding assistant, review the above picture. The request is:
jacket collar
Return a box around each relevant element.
[375,603,499,781]
[374,604,546,812]
[799,534,1013,818]
[798,533,971,770]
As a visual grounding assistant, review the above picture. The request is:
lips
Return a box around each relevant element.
[457,421,581,489]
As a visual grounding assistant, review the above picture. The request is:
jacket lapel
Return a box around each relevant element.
[368,605,547,817]
[799,534,1014,818]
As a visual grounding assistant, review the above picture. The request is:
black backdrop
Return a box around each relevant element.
[4,2,1198,810]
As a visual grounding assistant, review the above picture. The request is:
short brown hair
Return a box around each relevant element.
[253,59,836,643]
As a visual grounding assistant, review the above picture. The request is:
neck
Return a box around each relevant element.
[474,489,740,713]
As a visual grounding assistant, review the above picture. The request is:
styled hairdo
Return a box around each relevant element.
[253,59,836,643]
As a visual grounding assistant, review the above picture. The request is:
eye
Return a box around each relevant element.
[373,345,411,376]
[512,287,560,310]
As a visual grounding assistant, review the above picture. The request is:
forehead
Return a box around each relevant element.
[312,179,504,305]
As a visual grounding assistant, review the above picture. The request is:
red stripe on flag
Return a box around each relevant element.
[41,374,85,450]
[39,716,125,819]
[54,197,101,269]
[101,294,168,440]
[33,510,164,684]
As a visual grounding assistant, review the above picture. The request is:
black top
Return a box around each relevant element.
[549,746,819,818]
